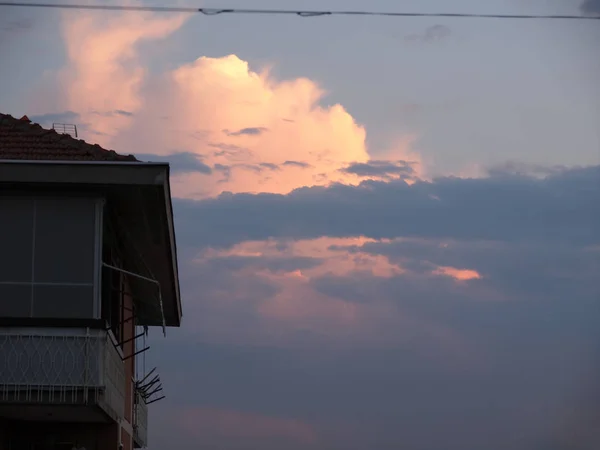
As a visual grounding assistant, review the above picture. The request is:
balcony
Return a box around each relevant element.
[0,325,125,423]
[133,389,148,448]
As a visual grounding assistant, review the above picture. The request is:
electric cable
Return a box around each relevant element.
[0,2,599,21]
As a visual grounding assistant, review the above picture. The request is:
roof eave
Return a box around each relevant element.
[0,159,169,186]
[0,160,183,327]
[162,165,183,326]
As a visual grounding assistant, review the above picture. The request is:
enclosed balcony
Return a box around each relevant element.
[0,322,125,423]
[0,188,175,445]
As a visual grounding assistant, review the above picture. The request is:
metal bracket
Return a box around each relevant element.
[122,346,150,361]
[119,331,145,346]
[103,262,167,336]
[145,395,166,405]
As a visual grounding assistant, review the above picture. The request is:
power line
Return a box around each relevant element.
[1,2,599,21]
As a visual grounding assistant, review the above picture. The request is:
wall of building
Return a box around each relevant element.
[4,421,120,450]
[122,276,137,449]
[0,420,7,450]
[98,422,120,450]
[122,276,135,426]
[121,427,133,450]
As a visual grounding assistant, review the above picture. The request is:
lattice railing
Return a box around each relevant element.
[0,328,125,417]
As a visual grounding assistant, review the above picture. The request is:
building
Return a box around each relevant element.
[0,114,182,450]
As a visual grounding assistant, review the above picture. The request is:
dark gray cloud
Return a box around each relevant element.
[0,8,35,38]
[486,161,568,178]
[1,18,32,33]
[341,159,416,179]
[357,239,599,305]
[173,165,600,248]
[164,226,598,448]
[136,152,212,174]
[200,255,321,273]
[311,240,599,344]
[405,24,452,43]
[138,164,600,450]
[114,109,134,117]
[259,162,279,171]
[91,109,134,118]
[581,0,600,14]
[210,142,253,160]
[225,127,268,137]
[148,261,600,449]
[158,163,600,450]
[29,110,135,128]
[29,111,79,124]
[283,160,311,169]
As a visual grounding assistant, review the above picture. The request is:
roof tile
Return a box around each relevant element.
[0,113,138,162]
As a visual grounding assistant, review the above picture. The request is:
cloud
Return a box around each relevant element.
[173,165,600,248]
[283,160,312,168]
[29,111,80,125]
[341,159,418,181]
[116,53,391,198]
[39,7,187,139]
[486,161,569,178]
[177,236,485,371]
[154,219,600,449]
[405,24,452,43]
[33,9,419,199]
[1,18,33,33]
[168,163,599,370]
[581,0,600,14]
[0,7,35,42]
[114,109,134,117]
[225,127,269,137]
[431,265,482,281]
[136,151,213,175]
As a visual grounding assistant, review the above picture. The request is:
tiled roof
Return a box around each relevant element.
[0,113,138,162]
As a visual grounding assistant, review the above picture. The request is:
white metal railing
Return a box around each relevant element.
[0,327,125,418]
[133,389,148,447]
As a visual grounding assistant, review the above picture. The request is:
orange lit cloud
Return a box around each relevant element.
[37,9,422,198]
[432,266,482,281]
[204,237,404,280]
[120,54,422,197]
[196,237,403,333]
[179,407,318,445]
[191,237,482,364]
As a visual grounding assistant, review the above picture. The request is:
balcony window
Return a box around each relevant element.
[0,194,103,319]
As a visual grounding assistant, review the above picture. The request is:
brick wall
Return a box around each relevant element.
[121,427,133,450]
[122,276,135,427]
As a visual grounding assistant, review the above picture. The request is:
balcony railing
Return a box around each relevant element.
[0,327,126,420]
[133,389,148,447]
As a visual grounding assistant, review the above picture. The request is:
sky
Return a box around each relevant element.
[1,0,600,449]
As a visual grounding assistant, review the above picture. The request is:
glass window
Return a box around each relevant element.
[34,197,96,284]
[0,196,34,282]
[0,195,101,319]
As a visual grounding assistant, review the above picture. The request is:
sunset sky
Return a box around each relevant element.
[1,0,600,449]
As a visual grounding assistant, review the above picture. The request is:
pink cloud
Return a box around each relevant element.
[203,237,405,279]
[32,9,422,198]
[51,6,187,138]
[179,407,318,445]
[432,265,482,281]
[189,237,483,368]
[119,54,423,198]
